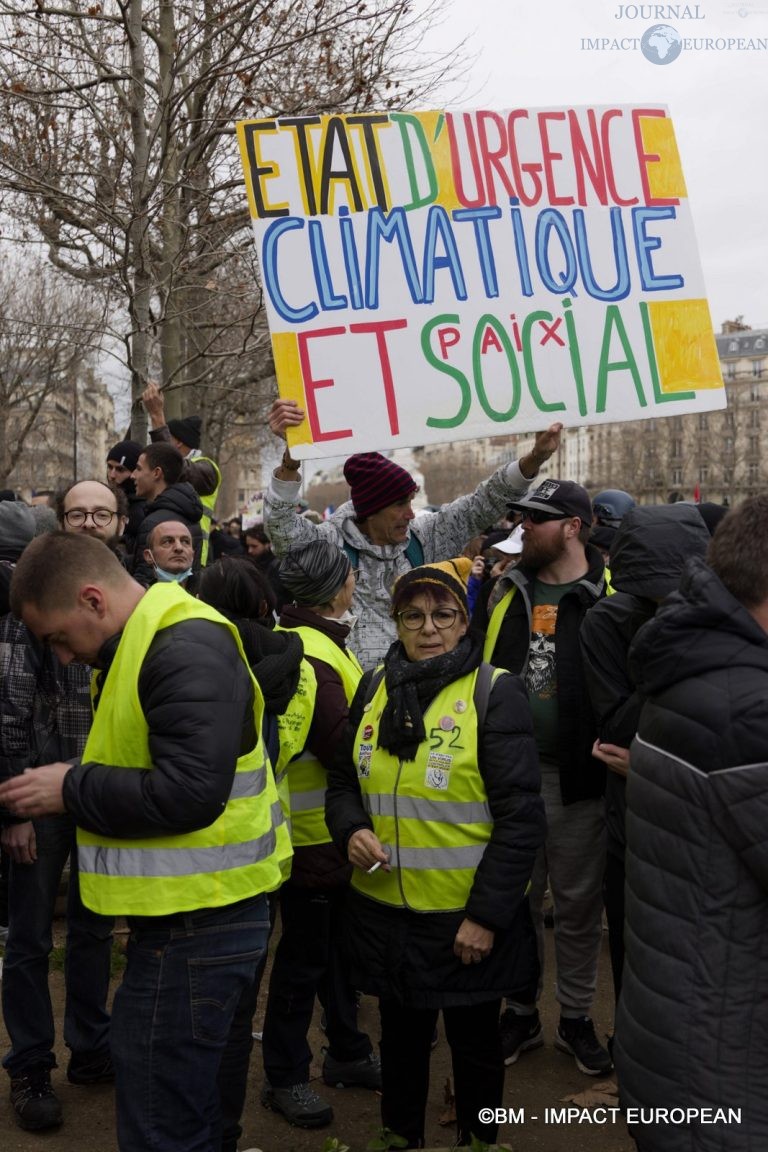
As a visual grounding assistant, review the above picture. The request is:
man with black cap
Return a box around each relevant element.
[265,399,562,669]
[106,440,144,561]
[141,382,221,564]
[475,479,611,1079]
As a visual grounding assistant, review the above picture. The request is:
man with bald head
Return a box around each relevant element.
[56,479,128,548]
[142,520,195,587]
[1,482,122,1131]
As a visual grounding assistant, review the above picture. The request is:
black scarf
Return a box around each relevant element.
[377,631,483,761]
[227,615,303,714]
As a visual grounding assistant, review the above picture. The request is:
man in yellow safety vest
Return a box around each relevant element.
[0,532,287,1152]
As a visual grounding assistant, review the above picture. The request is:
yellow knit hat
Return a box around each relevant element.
[391,556,473,620]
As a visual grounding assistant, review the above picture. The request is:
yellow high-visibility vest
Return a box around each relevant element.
[77,583,289,915]
[275,624,363,847]
[351,668,499,912]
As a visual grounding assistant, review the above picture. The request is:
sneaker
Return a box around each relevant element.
[555,1016,613,1076]
[10,1069,63,1131]
[66,1049,114,1086]
[499,1008,543,1066]
[322,1050,381,1090]
[261,1080,333,1128]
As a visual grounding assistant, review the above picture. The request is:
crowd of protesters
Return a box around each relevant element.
[0,388,765,1152]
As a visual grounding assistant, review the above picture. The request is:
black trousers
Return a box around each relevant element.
[379,997,503,1149]
[261,882,371,1088]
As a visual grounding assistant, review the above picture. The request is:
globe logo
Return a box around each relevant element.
[641,24,683,64]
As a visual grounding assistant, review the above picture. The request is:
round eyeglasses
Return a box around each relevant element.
[396,607,461,631]
[64,508,117,528]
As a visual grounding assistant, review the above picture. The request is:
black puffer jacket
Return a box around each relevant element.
[63,618,255,839]
[325,661,546,1007]
[474,542,607,804]
[580,504,710,855]
[615,558,768,1151]
[131,482,204,585]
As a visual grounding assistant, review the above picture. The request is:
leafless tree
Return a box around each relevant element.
[0,0,458,444]
[0,254,105,487]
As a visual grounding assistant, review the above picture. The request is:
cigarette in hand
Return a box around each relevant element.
[366,860,382,874]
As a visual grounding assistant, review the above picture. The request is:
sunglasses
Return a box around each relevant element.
[521,509,571,524]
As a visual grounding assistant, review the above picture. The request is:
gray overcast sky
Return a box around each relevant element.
[421,0,768,332]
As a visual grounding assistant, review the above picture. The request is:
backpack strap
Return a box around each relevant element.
[472,661,497,731]
[404,533,424,567]
[342,541,359,569]
[360,666,385,710]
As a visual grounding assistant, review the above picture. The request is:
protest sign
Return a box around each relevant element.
[237,105,725,460]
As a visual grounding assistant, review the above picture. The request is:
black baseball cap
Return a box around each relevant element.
[509,479,592,523]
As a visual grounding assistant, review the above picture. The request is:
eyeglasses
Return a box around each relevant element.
[521,510,571,525]
[397,607,461,631]
[64,508,117,528]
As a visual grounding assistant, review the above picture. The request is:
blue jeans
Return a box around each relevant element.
[112,893,270,1152]
[1,814,113,1077]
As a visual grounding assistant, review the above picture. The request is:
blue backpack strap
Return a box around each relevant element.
[404,533,424,568]
[342,541,359,569]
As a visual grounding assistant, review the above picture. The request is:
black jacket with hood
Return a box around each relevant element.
[580,504,710,855]
[614,557,768,1150]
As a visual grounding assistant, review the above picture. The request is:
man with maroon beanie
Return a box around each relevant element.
[264,398,562,668]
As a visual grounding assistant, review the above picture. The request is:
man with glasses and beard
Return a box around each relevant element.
[474,480,611,1079]
[56,480,128,549]
[0,479,126,1131]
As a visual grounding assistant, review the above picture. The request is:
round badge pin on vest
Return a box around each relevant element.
[363,724,374,739]
[453,699,467,713]
[439,715,455,731]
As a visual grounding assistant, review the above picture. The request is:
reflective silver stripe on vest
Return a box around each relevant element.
[271,799,286,827]
[362,793,491,825]
[290,788,326,812]
[79,827,277,879]
[381,842,486,871]
[229,767,267,800]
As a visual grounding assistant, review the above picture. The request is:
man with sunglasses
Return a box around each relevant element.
[475,479,611,1078]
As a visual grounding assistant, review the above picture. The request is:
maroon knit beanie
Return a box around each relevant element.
[343,453,417,520]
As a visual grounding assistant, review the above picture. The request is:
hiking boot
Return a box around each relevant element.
[261,1080,333,1128]
[555,1015,613,1076]
[66,1048,114,1086]
[10,1069,63,1131]
[499,1008,544,1066]
[322,1050,381,1090]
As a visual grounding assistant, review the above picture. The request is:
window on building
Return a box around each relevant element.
[752,363,763,381]
[671,438,682,459]
[672,468,683,485]
[724,410,735,427]
[237,489,245,503]
[698,413,709,430]
[723,467,733,485]
[699,466,709,484]
[726,362,736,380]
[755,336,766,350]
[729,340,739,352]
[723,437,733,453]
[750,408,760,427]
[749,462,759,483]
[750,436,760,455]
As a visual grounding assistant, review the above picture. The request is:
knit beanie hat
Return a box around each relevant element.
[106,440,143,471]
[343,453,417,520]
[0,502,36,561]
[392,557,472,621]
[167,415,202,450]
[279,540,352,606]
